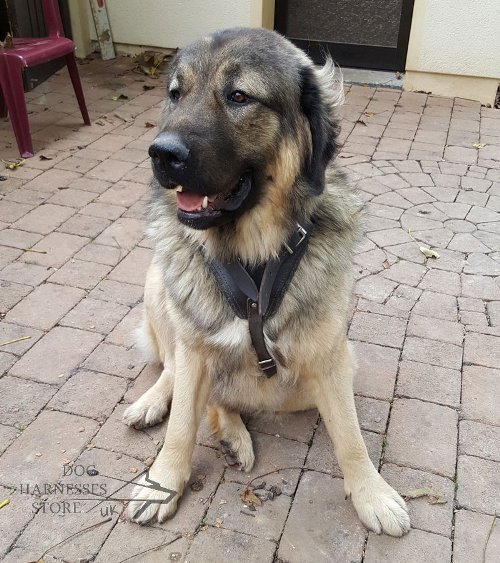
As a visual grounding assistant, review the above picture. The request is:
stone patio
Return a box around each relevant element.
[0,55,499,563]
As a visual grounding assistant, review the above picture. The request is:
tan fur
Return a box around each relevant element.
[123,27,410,537]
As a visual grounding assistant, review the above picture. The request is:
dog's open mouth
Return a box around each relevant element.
[174,172,252,220]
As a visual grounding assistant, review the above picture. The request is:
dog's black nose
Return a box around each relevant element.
[149,134,190,170]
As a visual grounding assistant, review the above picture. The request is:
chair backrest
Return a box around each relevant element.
[40,0,64,37]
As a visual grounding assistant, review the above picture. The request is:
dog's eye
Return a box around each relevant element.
[169,89,181,102]
[228,91,249,104]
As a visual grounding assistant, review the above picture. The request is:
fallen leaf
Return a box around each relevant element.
[363,111,374,118]
[142,85,155,91]
[240,488,262,507]
[356,119,367,126]
[144,121,155,128]
[39,154,53,161]
[419,246,440,259]
[111,94,128,101]
[214,517,223,528]
[0,499,9,509]
[404,488,447,504]
[3,158,25,170]
[129,467,138,473]
[472,143,485,149]
[383,258,390,269]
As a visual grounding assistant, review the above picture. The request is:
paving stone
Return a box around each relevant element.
[307,420,383,477]
[412,291,458,321]
[453,509,500,563]
[353,248,389,274]
[0,351,16,377]
[354,275,398,303]
[0,261,51,286]
[0,281,32,313]
[75,242,123,266]
[400,172,434,187]
[0,486,38,557]
[19,231,89,268]
[449,232,490,253]
[458,296,485,312]
[96,520,187,563]
[207,480,291,542]
[23,168,81,192]
[380,464,454,537]
[92,403,161,461]
[385,398,458,477]
[225,432,308,496]
[403,335,462,370]
[462,365,500,425]
[364,528,451,563]
[0,201,33,223]
[459,420,500,462]
[0,228,43,250]
[60,297,129,334]
[355,396,390,433]
[0,376,56,427]
[5,283,84,330]
[188,526,276,563]
[396,360,461,407]
[407,313,463,345]
[444,145,477,164]
[464,252,500,276]
[15,499,117,561]
[0,410,99,487]
[57,213,111,237]
[108,247,152,286]
[456,455,500,515]
[48,258,112,290]
[48,370,127,421]
[80,201,126,220]
[0,423,19,455]
[10,326,102,384]
[47,187,96,208]
[89,279,144,307]
[95,217,145,251]
[368,227,412,247]
[0,323,43,355]
[247,409,318,444]
[83,342,144,378]
[467,205,500,223]
[86,158,137,182]
[97,180,146,207]
[349,311,406,348]
[488,301,500,326]
[279,473,366,563]
[352,341,400,400]
[0,246,22,270]
[418,269,461,296]
[12,203,74,235]
[464,332,500,369]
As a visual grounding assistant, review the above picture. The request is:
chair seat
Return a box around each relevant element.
[0,37,75,67]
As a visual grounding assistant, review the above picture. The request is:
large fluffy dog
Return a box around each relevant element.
[123,27,410,536]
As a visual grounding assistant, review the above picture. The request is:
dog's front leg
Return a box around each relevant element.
[311,340,410,537]
[128,341,209,524]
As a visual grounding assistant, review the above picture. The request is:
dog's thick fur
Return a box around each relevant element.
[123,27,410,536]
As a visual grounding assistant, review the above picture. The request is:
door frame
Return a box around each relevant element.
[274,0,415,71]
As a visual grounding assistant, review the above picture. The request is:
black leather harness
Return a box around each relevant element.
[203,219,314,377]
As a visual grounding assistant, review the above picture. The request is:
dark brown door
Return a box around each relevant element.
[275,0,415,71]
[4,0,73,91]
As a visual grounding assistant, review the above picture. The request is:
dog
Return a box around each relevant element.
[123,27,410,537]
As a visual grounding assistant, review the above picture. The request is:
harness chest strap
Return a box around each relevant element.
[204,220,314,377]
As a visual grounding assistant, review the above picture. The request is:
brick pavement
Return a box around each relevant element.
[0,55,499,562]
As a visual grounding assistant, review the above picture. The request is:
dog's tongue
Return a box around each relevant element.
[176,191,204,211]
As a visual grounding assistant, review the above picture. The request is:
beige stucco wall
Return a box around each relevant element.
[85,0,274,51]
[404,0,500,104]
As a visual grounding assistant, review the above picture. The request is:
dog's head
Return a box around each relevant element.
[150,27,342,232]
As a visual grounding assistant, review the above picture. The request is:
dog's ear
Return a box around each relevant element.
[299,60,342,194]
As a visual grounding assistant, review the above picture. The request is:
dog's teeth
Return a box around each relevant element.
[202,196,208,209]
[175,186,183,192]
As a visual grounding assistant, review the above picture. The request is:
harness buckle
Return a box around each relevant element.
[296,223,307,246]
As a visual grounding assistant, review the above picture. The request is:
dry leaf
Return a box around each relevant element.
[363,111,374,118]
[144,121,155,128]
[419,246,440,259]
[472,143,485,149]
[383,258,390,269]
[111,94,128,101]
[356,119,367,126]
[0,499,10,509]
[3,158,25,170]
[39,154,53,161]
[240,488,262,507]
[404,488,447,504]
[214,517,223,528]
[143,84,155,91]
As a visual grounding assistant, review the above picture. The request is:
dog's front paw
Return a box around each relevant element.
[127,468,185,524]
[123,392,170,428]
[347,473,410,537]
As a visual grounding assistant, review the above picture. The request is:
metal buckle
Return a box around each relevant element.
[258,358,274,366]
[284,223,308,255]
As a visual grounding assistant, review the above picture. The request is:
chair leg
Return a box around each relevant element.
[65,52,91,125]
[0,84,7,118]
[0,65,34,158]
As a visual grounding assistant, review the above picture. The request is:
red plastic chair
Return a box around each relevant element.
[0,0,90,157]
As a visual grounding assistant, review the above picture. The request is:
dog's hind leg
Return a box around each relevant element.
[208,405,255,472]
[123,366,174,428]
[309,340,410,537]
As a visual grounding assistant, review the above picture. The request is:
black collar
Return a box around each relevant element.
[202,219,314,377]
